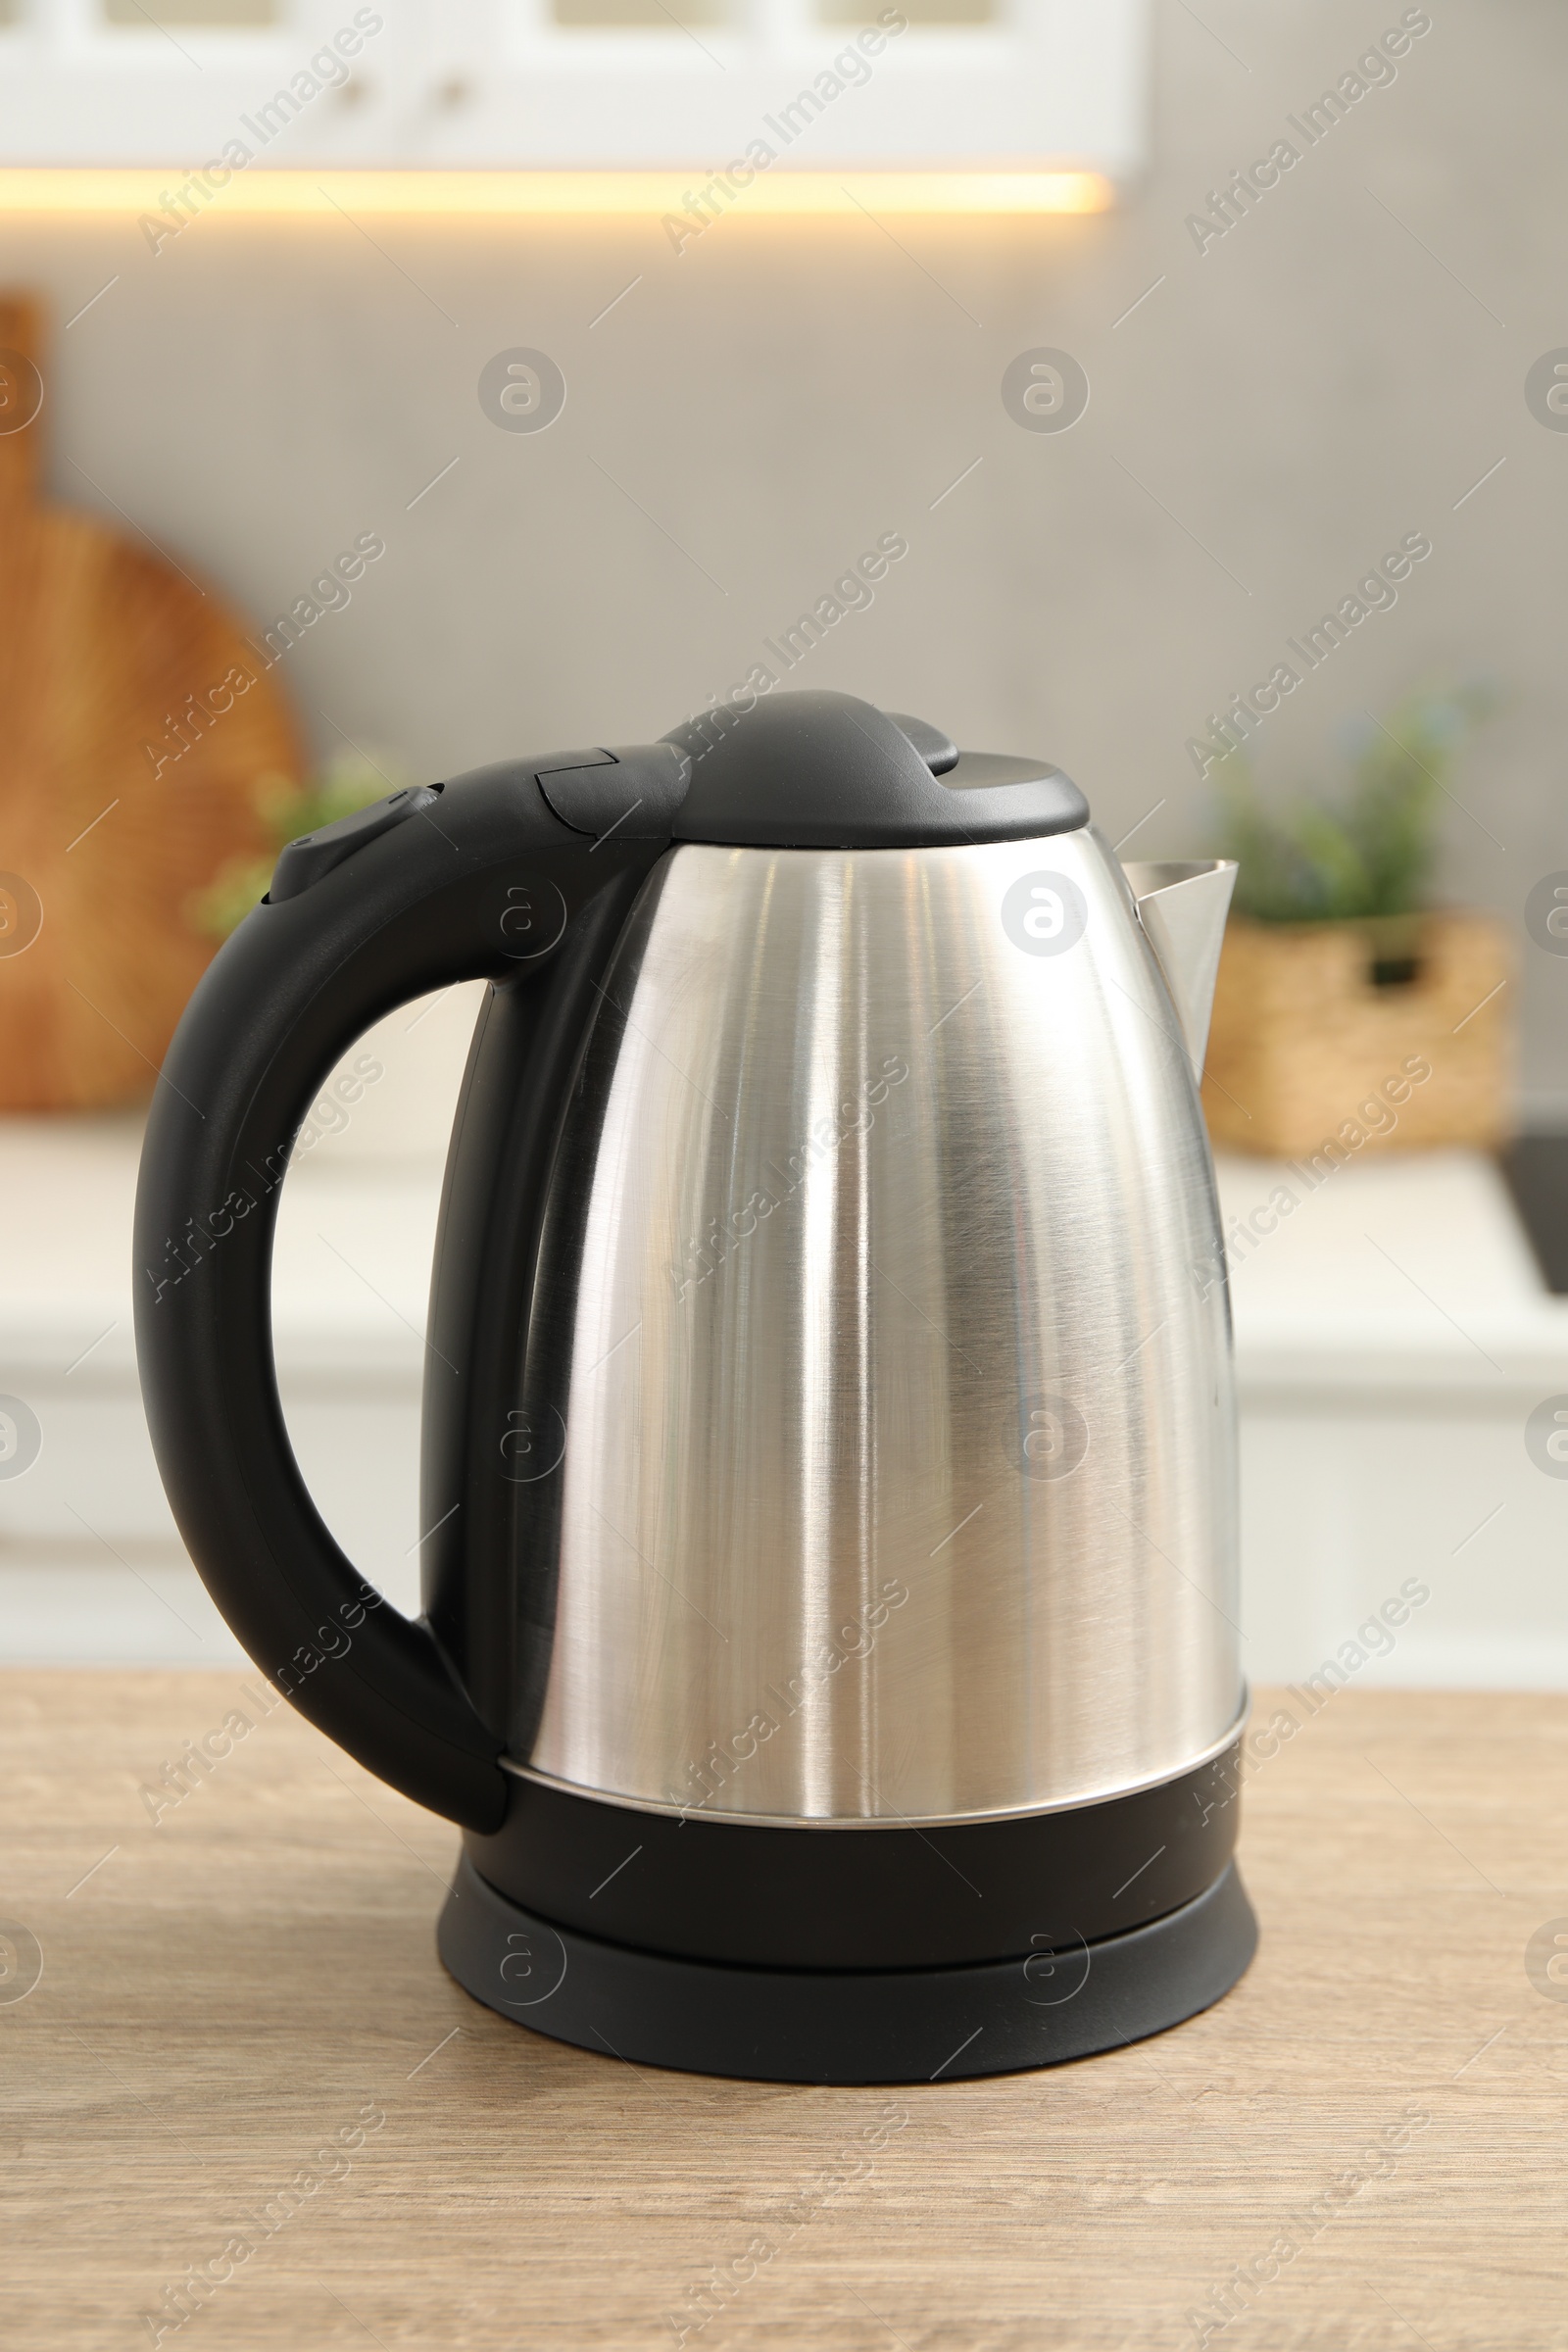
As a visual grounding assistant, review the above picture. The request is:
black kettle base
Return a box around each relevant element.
[436,1854,1257,2085]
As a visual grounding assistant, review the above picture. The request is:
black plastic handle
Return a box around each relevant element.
[134,752,681,1831]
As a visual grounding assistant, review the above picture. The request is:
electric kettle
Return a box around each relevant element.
[135,690,1254,2084]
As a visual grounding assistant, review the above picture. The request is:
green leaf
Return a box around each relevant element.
[1209,683,1493,926]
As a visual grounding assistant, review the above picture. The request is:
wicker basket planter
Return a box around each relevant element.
[1200,909,1513,1157]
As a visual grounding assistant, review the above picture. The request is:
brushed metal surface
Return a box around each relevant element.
[516,827,1241,1823]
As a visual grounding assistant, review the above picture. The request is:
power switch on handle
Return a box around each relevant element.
[270,786,442,904]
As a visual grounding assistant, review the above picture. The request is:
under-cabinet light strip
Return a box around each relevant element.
[0,168,1113,218]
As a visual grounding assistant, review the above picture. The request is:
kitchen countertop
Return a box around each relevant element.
[4,1673,1564,2347]
[1213,1145,1568,1398]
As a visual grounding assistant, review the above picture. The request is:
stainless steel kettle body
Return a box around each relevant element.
[135,690,1256,2083]
[515,830,1242,1826]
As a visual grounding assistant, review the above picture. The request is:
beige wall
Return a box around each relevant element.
[9,0,1567,1106]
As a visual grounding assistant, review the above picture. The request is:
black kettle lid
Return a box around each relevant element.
[660,691,1088,850]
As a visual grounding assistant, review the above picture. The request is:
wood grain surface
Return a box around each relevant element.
[0,293,299,1109]
[2,1674,1564,2349]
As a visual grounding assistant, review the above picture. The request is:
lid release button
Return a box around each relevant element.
[270,786,442,903]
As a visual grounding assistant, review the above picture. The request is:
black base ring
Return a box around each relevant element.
[465,1741,1248,1972]
[437,1856,1257,2084]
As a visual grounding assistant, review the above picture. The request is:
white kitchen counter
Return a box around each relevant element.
[0,982,484,1664]
[1216,1145,1568,1393]
[1215,1146,1568,1687]
[0,1109,439,1664]
[3,1084,1565,1682]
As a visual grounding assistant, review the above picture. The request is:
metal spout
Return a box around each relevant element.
[1122,859,1238,1075]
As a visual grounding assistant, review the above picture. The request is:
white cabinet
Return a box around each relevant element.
[0,0,1149,178]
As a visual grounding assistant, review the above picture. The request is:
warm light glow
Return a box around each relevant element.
[0,167,1113,219]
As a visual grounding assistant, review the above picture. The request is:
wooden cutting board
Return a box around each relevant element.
[0,292,300,1110]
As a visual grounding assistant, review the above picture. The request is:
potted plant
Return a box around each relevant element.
[1201,688,1512,1156]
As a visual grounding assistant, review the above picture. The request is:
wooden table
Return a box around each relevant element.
[4,1674,1565,2347]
